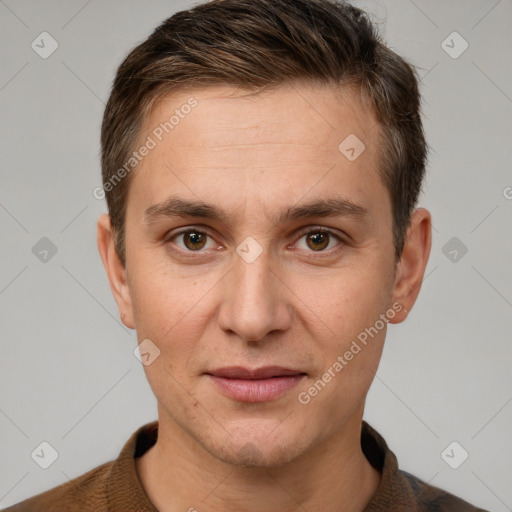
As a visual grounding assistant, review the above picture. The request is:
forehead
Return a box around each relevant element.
[128,83,387,222]
[144,82,377,151]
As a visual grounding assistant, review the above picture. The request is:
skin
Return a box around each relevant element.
[97,82,431,512]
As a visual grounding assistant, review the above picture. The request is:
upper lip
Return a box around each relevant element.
[206,366,306,379]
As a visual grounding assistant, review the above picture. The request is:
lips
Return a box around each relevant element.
[207,366,305,379]
[205,366,307,402]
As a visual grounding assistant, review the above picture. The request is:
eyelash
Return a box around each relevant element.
[164,225,345,258]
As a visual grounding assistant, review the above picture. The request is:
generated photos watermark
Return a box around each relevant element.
[93,96,198,200]
[298,302,403,405]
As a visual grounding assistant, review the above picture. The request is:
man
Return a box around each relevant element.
[5,0,489,510]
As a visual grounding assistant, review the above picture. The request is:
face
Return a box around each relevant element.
[99,82,430,468]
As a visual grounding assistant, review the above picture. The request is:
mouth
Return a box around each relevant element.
[205,366,307,403]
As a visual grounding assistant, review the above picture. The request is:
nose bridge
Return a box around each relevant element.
[218,248,290,342]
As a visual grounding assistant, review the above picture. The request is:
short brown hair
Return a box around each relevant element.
[101,0,427,265]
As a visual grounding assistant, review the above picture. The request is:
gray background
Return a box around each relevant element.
[1,0,511,510]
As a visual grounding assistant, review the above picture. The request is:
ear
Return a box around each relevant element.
[97,214,135,329]
[389,208,432,324]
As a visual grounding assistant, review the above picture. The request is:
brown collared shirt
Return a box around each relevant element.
[4,421,489,511]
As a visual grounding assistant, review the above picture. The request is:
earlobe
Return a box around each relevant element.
[97,214,135,329]
[389,208,432,324]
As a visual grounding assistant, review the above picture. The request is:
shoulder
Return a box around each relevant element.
[2,461,114,512]
[361,421,490,512]
[399,470,490,512]
[2,421,158,512]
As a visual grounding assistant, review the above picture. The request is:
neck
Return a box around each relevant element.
[136,411,380,512]
[136,407,381,512]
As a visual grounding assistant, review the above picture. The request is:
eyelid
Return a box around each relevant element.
[165,225,212,240]
[294,225,343,239]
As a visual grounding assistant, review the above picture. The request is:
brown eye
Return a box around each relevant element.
[295,229,342,253]
[305,232,330,251]
[167,228,219,254]
[183,231,207,250]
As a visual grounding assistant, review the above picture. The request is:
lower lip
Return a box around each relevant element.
[207,374,306,402]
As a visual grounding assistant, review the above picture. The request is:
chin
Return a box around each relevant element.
[214,443,302,468]
[202,425,310,469]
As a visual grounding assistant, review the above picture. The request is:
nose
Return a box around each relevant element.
[217,250,292,343]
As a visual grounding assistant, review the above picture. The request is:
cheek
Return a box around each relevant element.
[293,265,393,345]
[128,258,210,335]
[128,262,226,381]
[129,267,214,398]
[296,284,388,420]
[292,262,393,410]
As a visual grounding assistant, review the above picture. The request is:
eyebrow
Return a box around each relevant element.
[143,195,368,226]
